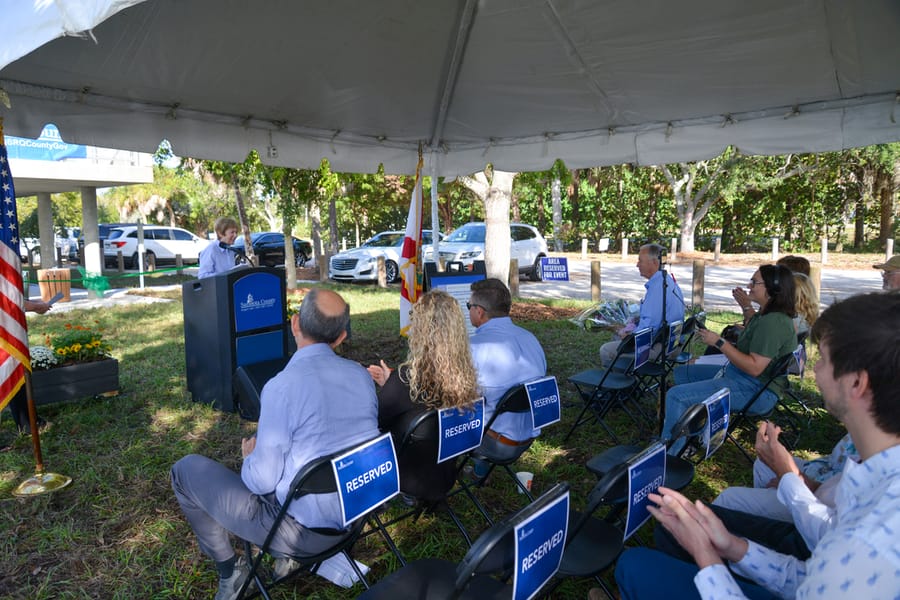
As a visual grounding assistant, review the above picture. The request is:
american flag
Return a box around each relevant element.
[399,154,424,336]
[0,122,29,412]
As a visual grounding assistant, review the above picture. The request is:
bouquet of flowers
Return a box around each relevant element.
[42,322,112,367]
[569,298,640,332]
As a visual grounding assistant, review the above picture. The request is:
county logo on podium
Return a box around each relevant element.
[233,272,282,332]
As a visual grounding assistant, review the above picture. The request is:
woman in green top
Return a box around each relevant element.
[663,264,797,449]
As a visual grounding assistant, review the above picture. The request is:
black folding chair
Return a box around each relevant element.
[453,384,543,526]
[235,438,389,599]
[545,442,668,599]
[357,483,571,600]
[667,311,706,370]
[584,402,712,511]
[565,332,641,443]
[365,409,474,564]
[726,352,797,464]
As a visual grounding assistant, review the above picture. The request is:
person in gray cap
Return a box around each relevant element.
[873,255,900,290]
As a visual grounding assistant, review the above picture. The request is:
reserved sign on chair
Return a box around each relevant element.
[702,388,730,458]
[526,376,561,429]
[332,434,400,526]
[624,442,666,540]
[438,398,485,463]
[513,489,570,600]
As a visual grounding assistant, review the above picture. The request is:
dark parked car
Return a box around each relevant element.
[231,232,313,267]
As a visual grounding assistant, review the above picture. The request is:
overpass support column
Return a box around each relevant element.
[37,192,55,267]
[80,186,102,298]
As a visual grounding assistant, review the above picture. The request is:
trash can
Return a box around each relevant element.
[36,268,71,303]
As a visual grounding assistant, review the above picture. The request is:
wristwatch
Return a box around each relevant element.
[715,338,726,349]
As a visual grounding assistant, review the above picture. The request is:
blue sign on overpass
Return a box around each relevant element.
[6,124,87,161]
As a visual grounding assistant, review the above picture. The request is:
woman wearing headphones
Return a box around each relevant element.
[662,264,797,450]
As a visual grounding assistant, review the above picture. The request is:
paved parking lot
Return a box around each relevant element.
[28,259,884,313]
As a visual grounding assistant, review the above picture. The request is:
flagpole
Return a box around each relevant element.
[12,370,71,497]
[0,118,72,496]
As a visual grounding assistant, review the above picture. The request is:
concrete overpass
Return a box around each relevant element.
[8,125,154,293]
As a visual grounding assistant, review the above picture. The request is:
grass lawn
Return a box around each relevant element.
[0,283,843,599]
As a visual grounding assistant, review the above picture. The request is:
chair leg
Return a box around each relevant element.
[456,476,496,526]
[439,500,474,546]
[237,540,270,600]
[368,512,407,566]
[564,397,598,441]
[591,575,617,600]
[343,550,370,590]
[726,430,755,465]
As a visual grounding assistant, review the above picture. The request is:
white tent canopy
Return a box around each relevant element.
[3,0,900,176]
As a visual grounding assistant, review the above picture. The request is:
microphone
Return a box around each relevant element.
[225,242,250,265]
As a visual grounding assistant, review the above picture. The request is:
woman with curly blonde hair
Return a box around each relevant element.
[792,272,819,336]
[368,290,480,500]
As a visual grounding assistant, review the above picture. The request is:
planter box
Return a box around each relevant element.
[31,359,119,406]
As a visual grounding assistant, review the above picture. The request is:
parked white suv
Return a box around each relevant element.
[104,225,208,268]
[424,222,549,281]
[330,230,440,283]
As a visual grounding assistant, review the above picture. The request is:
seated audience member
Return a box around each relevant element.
[775,254,810,276]
[790,272,818,335]
[467,278,546,466]
[198,216,240,278]
[600,243,685,366]
[732,257,815,330]
[653,423,854,568]
[713,421,859,528]
[367,290,479,501]
[874,254,900,291]
[734,271,817,336]
[615,291,900,600]
[663,265,796,450]
[171,289,379,600]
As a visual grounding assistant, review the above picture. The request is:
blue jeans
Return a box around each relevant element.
[663,364,776,454]
[615,547,775,600]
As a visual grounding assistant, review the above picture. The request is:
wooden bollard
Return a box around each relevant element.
[692,259,705,309]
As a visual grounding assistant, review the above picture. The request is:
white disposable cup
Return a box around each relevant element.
[516,471,533,494]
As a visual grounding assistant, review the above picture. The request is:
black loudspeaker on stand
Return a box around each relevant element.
[232,357,291,421]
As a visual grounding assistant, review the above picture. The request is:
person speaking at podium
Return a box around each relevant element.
[198,217,240,278]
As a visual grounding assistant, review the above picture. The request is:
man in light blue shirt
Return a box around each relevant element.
[613,292,900,600]
[600,243,685,366]
[467,278,546,461]
[171,288,378,600]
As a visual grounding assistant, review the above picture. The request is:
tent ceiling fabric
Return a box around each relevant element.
[2,0,900,176]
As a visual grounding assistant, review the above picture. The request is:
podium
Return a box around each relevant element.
[183,267,290,412]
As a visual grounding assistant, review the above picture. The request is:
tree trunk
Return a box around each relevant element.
[679,207,696,254]
[460,169,515,283]
[511,188,521,222]
[551,177,563,252]
[484,171,514,283]
[855,167,874,248]
[310,203,323,260]
[879,163,897,244]
[232,177,257,265]
[283,221,296,290]
[569,169,582,228]
[328,196,339,255]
